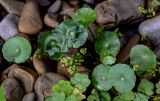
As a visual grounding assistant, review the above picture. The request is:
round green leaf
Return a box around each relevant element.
[113,96,124,101]
[100,51,116,65]
[70,73,91,92]
[130,45,157,71]
[66,95,78,101]
[45,93,65,101]
[134,93,149,101]
[138,79,154,96]
[92,64,112,91]
[95,31,120,65]
[72,7,96,28]
[52,80,73,96]
[2,36,31,63]
[99,91,111,101]
[109,64,136,93]
[121,91,135,101]
[95,31,120,56]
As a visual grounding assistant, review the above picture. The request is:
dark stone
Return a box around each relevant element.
[95,0,145,28]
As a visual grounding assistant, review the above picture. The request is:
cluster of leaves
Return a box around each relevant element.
[38,8,96,60]
[60,48,87,75]
[92,64,136,93]
[92,28,159,100]
[45,73,91,101]
[2,36,32,63]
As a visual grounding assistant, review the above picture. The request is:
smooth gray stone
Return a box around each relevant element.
[139,15,160,45]
[0,14,19,40]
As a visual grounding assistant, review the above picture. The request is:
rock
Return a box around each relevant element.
[33,49,49,75]
[62,1,72,10]
[8,66,38,93]
[44,13,59,28]
[0,14,19,40]
[1,64,19,82]
[25,0,50,6]
[34,73,67,101]
[117,35,140,63]
[0,0,24,16]
[69,0,80,6]
[139,15,160,45]
[60,8,75,17]
[18,2,43,35]
[22,92,35,101]
[2,78,24,101]
[83,0,95,4]
[95,0,145,28]
[48,0,61,13]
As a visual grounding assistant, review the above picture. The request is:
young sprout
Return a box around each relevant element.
[2,36,31,63]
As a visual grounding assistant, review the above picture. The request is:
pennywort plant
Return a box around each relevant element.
[92,64,136,93]
[130,44,157,76]
[45,73,91,101]
[2,36,31,63]
[94,31,120,65]
[38,8,96,60]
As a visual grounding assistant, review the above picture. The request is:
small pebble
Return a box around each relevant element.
[83,0,95,4]
[25,0,50,6]
[139,15,160,45]
[44,13,59,28]
[117,35,140,63]
[18,2,43,35]
[48,0,61,13]
[0,14,19,40]
[60,8,75,17]
[69,0,80,6]
[62,1,72,10]
[22,92,35,101]
[0,0,24,16]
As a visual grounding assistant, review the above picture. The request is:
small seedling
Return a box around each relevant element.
[45,73,91,101]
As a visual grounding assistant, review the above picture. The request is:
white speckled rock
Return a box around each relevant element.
[139,15,160,45]
[0,0,24,16]
[0,14,19,40]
